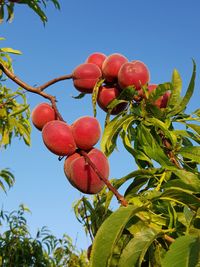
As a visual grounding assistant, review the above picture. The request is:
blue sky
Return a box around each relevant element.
[1,0,200,250]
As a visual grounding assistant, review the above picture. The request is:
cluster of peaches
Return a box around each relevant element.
[31,52,170,195]
[72,52,170,112]
[31,105,109,194]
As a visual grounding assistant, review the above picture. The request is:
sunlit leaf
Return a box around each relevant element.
[162,235,200,267]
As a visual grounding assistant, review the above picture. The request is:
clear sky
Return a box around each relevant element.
[1,0,200,250]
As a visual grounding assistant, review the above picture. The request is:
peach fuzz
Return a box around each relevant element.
[86,52,107,70]
[71,116,101,150]
[118,60,150,90]
[31,103,56,131]
[72,63,102,93]
[64,148,109,194]
[102,53,128,82]
[97,86,127,115]
[42,120,76,156]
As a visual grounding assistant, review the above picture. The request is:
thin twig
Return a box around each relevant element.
[80,150,128,207]
[164,234,175,243]
[0,62,72,121]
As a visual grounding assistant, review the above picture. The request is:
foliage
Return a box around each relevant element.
[0,168,15,192]
[0,205,89,266]
[74,61,200,267]
[0,38,31,192]
[0,0,60,25]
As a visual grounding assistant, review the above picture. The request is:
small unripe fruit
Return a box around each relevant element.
[71,116,101,150]
[118,60,150,90]
[97,86,127,115]
[64,148,109,194]
[72,63,102,93]
[86,52,107,70]
[42,120,76,156]
[31,103,56,131]
[102,53,128,82]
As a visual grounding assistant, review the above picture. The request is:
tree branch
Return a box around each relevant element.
[0,62,72,121]
[0,62,127,206]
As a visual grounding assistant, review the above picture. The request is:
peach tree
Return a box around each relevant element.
[0,4,200,266]
[1,48,200,266]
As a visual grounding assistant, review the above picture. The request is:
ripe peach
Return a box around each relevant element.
[148,84,170,108]
[42,120,76,156]
[71,116,101,150]
[72,63,102,93]
[64,148,109,194]
[97,86,127,115]
[31,103,56,131]
[118,60,150,90]
[102,53,128,82]
[86,52,107,70]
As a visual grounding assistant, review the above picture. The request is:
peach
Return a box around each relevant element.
[71,116,101,150]
[102,53,128,82]
[97,86,127,115]
[86,52,107,70]
[118,60,150,90]
[72,63,102,93]
[42,120,76,156]
[31,103,56,131]
[64,148,109,194]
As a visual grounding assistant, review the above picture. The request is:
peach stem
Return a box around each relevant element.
[80,150,128,207]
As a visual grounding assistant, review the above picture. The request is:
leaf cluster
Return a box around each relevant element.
[76,61,200,266]
[0,0,60,24]
[0,205,89,267]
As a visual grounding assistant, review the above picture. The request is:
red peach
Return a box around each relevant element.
[71,116,101,150]
[97,86,127,115]
[72,63,102,93]
[86,52,107,70]
[102,53,128,82]
[42,120,76,156]
[118,60,150,90]
[64,148,109,194]
[31,103,56,131]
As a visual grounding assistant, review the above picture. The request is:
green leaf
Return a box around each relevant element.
[6,3,14,23]
[187,123,200,136]
[101,114,135,156]
[169,60,196,116]
[27,1,48,24]
[90,205,145,267]
[162,235,200,267]
[137,124,175,168]
[118,227,160,267]
[168,69,182,108]
[8,104,29,117]
[92,78,104,117]
[179,146,200,163]
[0,47,22,55]
[0,5,4,24]
[159,188,200,208]
[171,170,200,192]
[144,117,177,147]
[71,92,86,99]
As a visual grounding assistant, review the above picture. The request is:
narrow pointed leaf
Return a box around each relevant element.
[90,205,145,267]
